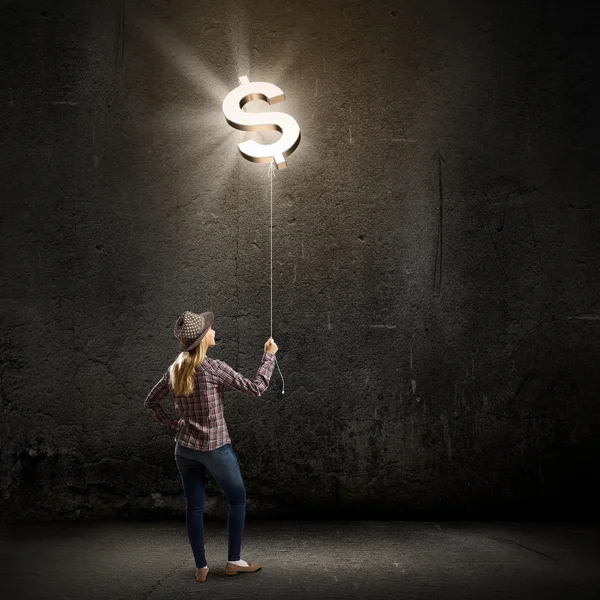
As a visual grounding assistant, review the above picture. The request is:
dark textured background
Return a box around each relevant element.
[1,0,598,522]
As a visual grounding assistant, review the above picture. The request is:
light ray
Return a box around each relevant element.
[139,18,230,106]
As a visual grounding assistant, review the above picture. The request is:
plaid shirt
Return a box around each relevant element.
[144,350,277,451]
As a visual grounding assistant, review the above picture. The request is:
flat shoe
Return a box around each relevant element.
[225,561,262,575]
[195,566,209,583]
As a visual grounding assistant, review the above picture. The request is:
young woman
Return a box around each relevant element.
[143,310,278,583]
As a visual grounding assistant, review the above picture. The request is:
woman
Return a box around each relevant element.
[143,310,278,583]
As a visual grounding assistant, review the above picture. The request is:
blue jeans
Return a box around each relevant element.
[174,442,246,568]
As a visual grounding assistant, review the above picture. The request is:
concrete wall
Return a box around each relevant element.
[1,0,598,521]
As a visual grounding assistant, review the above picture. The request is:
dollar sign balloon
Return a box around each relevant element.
[222,75,301,169]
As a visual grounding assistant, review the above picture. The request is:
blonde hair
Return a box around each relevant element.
[168,333,209,396]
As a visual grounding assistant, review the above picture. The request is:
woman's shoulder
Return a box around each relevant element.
[196,355,219,373]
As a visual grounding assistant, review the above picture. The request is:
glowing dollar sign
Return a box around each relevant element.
[222,75,301,169]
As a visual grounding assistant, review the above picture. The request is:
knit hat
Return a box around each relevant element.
[174,310,214,352]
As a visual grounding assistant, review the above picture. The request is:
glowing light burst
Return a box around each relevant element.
[144,18,303,178]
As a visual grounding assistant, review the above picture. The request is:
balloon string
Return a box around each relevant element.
[268,161,285,395]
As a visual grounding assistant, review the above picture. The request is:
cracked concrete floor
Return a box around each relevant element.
[1,520,599,600]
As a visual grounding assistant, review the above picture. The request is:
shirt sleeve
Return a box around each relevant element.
[214,351,276,397]
[143,370,179,431]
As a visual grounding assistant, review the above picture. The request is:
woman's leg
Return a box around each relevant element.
[174,453,208,568]
[202,444,247,562]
